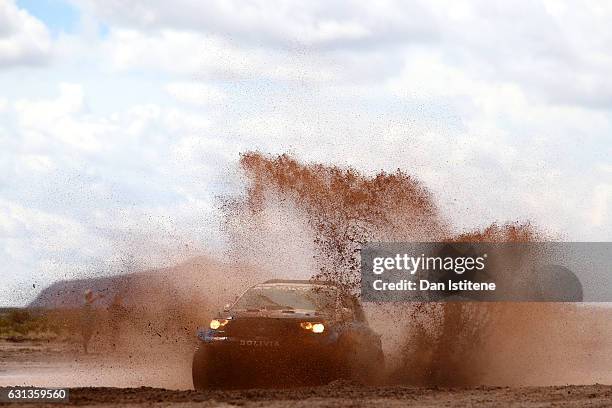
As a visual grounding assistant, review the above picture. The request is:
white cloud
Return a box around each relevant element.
[0,198,93,258]
[384,48,612,237]
[83,0,612,110]
[15,83,84,121]
[102,28,338,81]
[165,82,226,106]
[0,84,226,305]
[589,184,611,227]
[587,164,612,228]
[2,1,612,306]
[81,0,434,48]
[18,154,55,173]
[14,83,108,152]
[0,0,51,67]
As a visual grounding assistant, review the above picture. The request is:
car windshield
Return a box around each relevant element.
[232,284,337,312]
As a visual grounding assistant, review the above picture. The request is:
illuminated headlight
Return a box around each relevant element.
[300,322,313,330]
[311,323,325,333]
[300,321,324,333]
[209,319,229,330]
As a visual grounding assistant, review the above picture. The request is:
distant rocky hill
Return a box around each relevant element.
[30,272,147,309]
[29,256,262,310]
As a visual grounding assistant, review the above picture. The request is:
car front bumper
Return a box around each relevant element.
[196,329,341,383]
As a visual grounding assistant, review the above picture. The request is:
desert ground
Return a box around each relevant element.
[3,384,612,407]
[1,341,611,407]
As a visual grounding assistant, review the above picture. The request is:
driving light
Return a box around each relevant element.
[311,323,325,333]
[300,321,325,333]
[209,319,229,330]
[300,322,313,330]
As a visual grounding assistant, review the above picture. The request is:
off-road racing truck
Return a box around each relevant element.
[192,279,384,389]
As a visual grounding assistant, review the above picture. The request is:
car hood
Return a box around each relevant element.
[221,308,331,320]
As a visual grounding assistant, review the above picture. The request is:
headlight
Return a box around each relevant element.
[300,322,313,330]
[300,321,324,333]
[209,319,229,330]
[311,323,325,333]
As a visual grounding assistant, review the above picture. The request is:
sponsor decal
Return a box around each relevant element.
[239,339,280,347]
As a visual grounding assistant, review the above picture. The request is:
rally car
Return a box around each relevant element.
[192,279,384,389]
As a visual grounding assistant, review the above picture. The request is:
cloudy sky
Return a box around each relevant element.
[1,0,610,306]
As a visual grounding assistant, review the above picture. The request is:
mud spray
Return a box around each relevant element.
[221,152,611,386]
[44,152,610,388]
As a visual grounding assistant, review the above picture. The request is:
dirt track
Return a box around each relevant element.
[2,341,611,407]
[1,384,610,407]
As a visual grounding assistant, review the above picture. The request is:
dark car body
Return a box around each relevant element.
[192,279,384,388]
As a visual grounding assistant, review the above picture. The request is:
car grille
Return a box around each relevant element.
[225,317,303,338]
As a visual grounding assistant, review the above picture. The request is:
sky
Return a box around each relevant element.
[0,0,610,306]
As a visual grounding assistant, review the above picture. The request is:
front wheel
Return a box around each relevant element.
[192,346,234,389]
[336,335,385,385]
[192,346,209,390]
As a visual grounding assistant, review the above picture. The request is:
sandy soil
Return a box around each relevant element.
[1,341,611,407]
[2,384,612,407]
[0,341,193,389]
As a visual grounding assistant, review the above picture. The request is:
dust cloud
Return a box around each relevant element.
[29,152,611,388]
[222,152,611,386]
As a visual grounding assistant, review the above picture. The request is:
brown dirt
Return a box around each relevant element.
[2,384,611,407]
[2,341,611,407]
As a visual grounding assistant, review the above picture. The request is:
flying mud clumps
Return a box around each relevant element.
[226,151,448,293]
[394,222,546,386]
[225,152,586,388]
[225,152,611,387]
